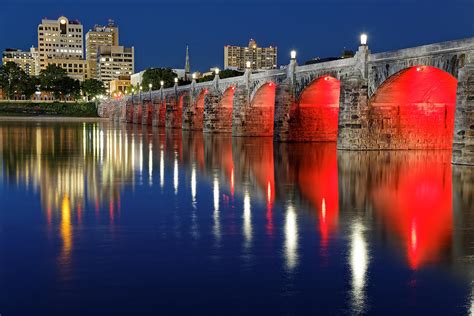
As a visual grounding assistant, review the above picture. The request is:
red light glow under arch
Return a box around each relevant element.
[289,76,340,142]
[369,66,457,149]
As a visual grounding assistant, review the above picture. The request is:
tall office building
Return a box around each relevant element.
[85,20,119,79]
[97,46,134,85]
[37,16,87,81]
[224,39,277,71]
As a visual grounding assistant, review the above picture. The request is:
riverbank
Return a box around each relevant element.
[0,101,99,117]
[0,116,106,122]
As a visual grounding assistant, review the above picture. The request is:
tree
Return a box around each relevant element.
[142,68,177,90]
[0,62,28,100]
[18,75,38,98]
[39,64,68,100]
[197,69,243,83]
[59,76,81,100]
[81,79,106,100]
[38,65,80,100]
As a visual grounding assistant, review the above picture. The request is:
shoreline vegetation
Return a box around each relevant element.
[0,101,99,117]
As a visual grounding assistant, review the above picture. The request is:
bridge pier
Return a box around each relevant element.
[165,95,182,129]
[273,81,295,142]
[133,102,142,124]
[153,98,166,127]
[337,75,369,149]
[141,100,153,126]
[453,63,474,165]
[182,92,204,131]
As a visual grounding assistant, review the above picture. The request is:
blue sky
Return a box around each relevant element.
[1,0,473,72]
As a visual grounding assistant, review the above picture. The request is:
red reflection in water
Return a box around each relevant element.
[77,203,82,225]
[109,200,114,222]
[370,66,457,148]
[230,167,234,196]
[296,143,339,247]
[371,152,452,269]
[290,76,340,141]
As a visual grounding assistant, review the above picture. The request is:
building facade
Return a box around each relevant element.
[224,39,277,70]
[85,21,119,79]
[110,77,131,94]
[37,16,86,80]
[97,46,134,86]
[2,48,37,76]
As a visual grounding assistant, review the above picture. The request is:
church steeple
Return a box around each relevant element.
[185,45,190,80]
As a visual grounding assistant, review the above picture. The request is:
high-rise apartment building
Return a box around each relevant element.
[224,39,277,71]
[37,16,86,80]
[97,46,134,85]
[2,48,37,76]
[85,21,119,79]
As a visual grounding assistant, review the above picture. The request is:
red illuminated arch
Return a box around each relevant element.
[249,82,276,136]
[289,75,341,142]
[216,86,235,132]
[369,66,457,149]
[193,89,207,130]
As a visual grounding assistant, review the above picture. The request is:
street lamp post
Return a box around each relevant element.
[149,83,152,100]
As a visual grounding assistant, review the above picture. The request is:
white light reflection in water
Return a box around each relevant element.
[468,284,474,316]
[213,174,221,242]
[243,191,252,248]
[173,152,178,194]
[190,163,198,239]
[350,220,369,314]
[284,204,298,271]
[148,143,153,186]
[139,138,143,181]
[191,164,197,205]
[159,149,164,188]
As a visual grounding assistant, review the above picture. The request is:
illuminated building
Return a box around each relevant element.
[85,20,119,79]
[224,39,277,70]
[2,48,38,76]
[97,45,134,87]
[37,16,86,80]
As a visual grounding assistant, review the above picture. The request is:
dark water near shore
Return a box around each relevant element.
[0,120,473,315]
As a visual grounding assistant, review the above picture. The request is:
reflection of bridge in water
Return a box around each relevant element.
[1,121,473,273]
[151,126,473,271]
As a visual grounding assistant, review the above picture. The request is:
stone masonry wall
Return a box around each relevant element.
[453,64,474,164]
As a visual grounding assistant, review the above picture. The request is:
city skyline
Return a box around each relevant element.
[1,0,473,72]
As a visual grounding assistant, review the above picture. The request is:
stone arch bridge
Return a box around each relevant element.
[99,37,474,165]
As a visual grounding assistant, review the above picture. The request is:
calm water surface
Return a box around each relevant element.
[0,120,473,315]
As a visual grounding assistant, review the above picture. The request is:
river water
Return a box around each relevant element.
[0,119,473,315]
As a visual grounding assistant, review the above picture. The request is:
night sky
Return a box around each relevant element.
[1,0,473,72]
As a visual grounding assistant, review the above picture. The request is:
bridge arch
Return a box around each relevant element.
[368,65,457,149]
[248,82,276,136]
[193,89,208,130]
[216,86,235,132]
[289,75,341,142]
